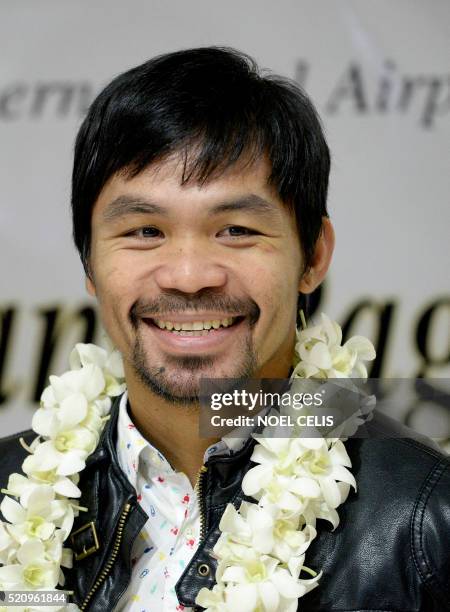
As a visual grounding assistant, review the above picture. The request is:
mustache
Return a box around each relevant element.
[129,289,260,328]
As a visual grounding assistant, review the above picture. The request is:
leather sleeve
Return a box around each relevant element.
[413,454,450,611]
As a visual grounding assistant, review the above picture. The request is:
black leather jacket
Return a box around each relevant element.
[1,395,449,612]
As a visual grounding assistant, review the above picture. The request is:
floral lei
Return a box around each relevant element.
[0,313,375,612]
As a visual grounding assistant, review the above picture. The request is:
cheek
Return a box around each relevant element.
[247,263,298,368]
[92,248,144,301]
[94,281,126,336]
[247,263,298,327]
[91,258,138,336]
[245,237,301,296]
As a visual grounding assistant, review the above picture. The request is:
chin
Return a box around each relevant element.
[131,339,259,403]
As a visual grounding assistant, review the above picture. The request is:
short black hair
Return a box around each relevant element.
[71,46,330,281]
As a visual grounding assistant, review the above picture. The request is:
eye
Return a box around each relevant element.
[220,226,257,238]
[129,226,164,239]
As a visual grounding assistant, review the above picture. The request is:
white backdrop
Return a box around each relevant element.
[1,0,449,437]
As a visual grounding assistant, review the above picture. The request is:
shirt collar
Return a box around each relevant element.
[116,390,249,487]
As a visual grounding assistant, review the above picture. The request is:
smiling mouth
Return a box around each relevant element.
[143,315,245,336]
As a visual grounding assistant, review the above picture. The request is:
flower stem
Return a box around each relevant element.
[70,502,89,512]
[19,437,35,454]
[299,309,307,330]
[302,565,318,577]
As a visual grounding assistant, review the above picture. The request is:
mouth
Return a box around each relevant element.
[147,315,244,334]
[141,314,247,352]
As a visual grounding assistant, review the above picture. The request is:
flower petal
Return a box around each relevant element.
[59,393,88,430]
[344,336,376,361]
[226,584,258,611]
[299,342,332,370]
[271,567,305,598]
[257,580,280,611]
[242,464,272,497]
[80,364,105,401]
[56,451,86,476]
[105,349,125,379]
[1,496,26,524]
[320,313,342,346]
[0,563,24,583]
[25,484,54,513]
[69,343,107,370]
[219,504,251,540]
[289,477,321,499]
[319,477,342,509]
[53,477,81,498]
[32,409,59,438]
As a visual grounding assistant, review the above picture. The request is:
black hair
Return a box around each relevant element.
[71,46,330,286]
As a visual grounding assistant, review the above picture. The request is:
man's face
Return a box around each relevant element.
[87,154,305,403]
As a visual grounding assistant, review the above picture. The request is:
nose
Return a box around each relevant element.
[153,238,228,294]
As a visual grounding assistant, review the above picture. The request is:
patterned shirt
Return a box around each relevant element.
[113,391,246,611]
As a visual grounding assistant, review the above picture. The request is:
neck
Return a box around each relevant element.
[124,369,220,486]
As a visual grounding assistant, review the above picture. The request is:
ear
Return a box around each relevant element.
[299,217,335,294]
[85,274,96,297]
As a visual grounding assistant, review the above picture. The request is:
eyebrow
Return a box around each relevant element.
[102,195,167,221]
[208,195,280,219]
[102,194,282,223]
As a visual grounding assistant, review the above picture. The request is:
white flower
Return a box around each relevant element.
[292,439,356,510]
[0,340,126,603]
[0,539,59,590]
[215,502,317,564]
[242,438,331,506]
[22,428,98,477]
[195,583,228,611]
[0,485,76,545]
[1,488,56,545]
[291,313,375,379]
[69,343,125,396]
[5,471,81,500]
[69,343,109,370]
[215,554,319,612]
[46,364,106,406]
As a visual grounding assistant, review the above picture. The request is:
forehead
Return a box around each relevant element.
[92,152,288,219]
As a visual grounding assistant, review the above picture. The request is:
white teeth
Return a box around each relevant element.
[180,322,204,331]
[154,317,237,331]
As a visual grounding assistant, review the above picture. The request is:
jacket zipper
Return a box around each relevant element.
[79,502,132,611]
[196,465,208,542]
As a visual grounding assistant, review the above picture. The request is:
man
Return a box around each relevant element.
[1,47,449,611]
